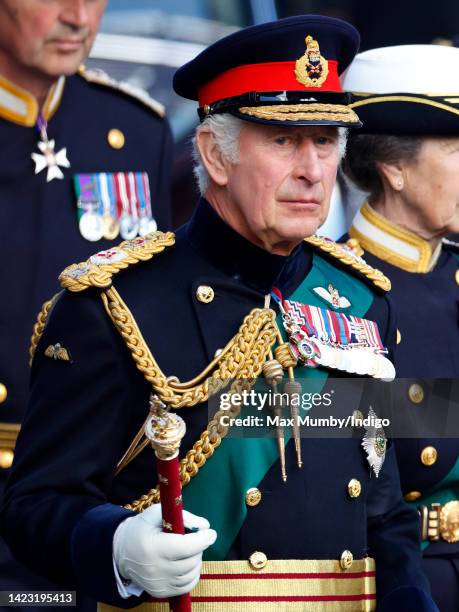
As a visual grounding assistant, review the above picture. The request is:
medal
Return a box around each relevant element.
[102,214,120,240]
[120,213,138,240]
[31,114,70,182]
[79,210,104,242]
[98,172,120,240]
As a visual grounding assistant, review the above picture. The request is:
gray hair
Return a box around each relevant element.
[192,114,348,195]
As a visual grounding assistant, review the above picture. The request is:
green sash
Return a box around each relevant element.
[183,253,375,559]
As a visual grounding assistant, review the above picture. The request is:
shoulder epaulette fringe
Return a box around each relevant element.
[59,231,175,292]
[305,235,391,292]
[77,66,166,118]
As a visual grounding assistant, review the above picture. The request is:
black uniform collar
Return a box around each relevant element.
[186,198,310,295]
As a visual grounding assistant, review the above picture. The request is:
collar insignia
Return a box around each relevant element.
[295,35,329,88]
[313,284,351,309]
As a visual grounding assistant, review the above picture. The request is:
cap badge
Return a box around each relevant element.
[295,35,329,88]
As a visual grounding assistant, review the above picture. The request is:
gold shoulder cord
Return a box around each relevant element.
[305,235,391,291]
[32,231,297,512]
[101,285,283,511]
[29,293,61,366]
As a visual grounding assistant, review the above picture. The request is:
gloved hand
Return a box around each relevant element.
[113,504,217,598]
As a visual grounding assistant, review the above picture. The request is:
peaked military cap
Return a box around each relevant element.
[343,44,459,135]
[173,15,361,127]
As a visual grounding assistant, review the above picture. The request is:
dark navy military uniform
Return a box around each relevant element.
[1,14,438,612]
[345,212,459,612]
[0,69,172,607]
[341,41,459,610]
[1,199,437,610]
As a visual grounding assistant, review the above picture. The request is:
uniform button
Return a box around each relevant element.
[340,550,353,570]
[0,449,14,469]
[421,446,437,467]
[404,491,422,502]
[107,128,125,149]
[245,487,262,507]
[396,329,402,344]
[0,383,7,403]
[196,285,214,304]
[408,383,424,404]
[455,269,459,285]
[347,479,362,498]
[249,551,267,570]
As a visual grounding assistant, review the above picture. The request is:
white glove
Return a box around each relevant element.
[113,504,217,599]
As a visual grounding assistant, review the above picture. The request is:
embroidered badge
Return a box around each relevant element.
[361,407,387,477]
[313,284,351,309]
[295,35,329,88]
[44,343,72,362]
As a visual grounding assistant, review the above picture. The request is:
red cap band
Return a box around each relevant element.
[198,60,341,106]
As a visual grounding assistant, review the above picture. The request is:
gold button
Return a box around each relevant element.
[248,551,267,570]
[352,410,364,428]
[340,550,353,570]
[455,269,459,285]
[421,446,438,467]
[203,104,211,115]
[347,479,361,498]
[245,487,262,507]
[107,128,125,149]
[404,491,422,502]
[408,383,424,404]
[0,449,14,469]
[196,285,214,304]
[0,383,7,403]
[396,329,402,344]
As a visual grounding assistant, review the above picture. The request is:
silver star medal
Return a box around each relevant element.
[361,406,387,477]
[31,138,70,182]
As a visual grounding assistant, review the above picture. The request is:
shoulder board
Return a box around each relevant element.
[304,235,391,292]
[59,231,175,292]
[77,66,165,118]
[442,238,459,254]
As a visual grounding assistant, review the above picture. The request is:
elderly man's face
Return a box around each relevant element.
[218,122,341,254]
[0,0,107,78]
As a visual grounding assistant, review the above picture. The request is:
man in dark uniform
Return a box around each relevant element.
[342,44,459,611]
[2,16,438,611]
[0,0,172,603]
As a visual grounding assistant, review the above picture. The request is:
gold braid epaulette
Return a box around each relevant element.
[304,235,391,292]
[59,231,175,292]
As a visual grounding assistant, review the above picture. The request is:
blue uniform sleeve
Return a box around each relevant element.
[0,290,149,606]
[366,444,438,611]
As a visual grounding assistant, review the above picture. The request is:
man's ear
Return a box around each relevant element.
[375,160,405,192]
[196,127,230,186]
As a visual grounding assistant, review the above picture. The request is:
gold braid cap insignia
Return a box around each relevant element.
[59,231,175,293]
[304,235,391,292]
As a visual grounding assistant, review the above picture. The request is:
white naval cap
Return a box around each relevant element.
[340,44,459,134]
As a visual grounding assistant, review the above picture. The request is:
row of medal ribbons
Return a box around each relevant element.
[74,172,157,242]
[283,300,396,381]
